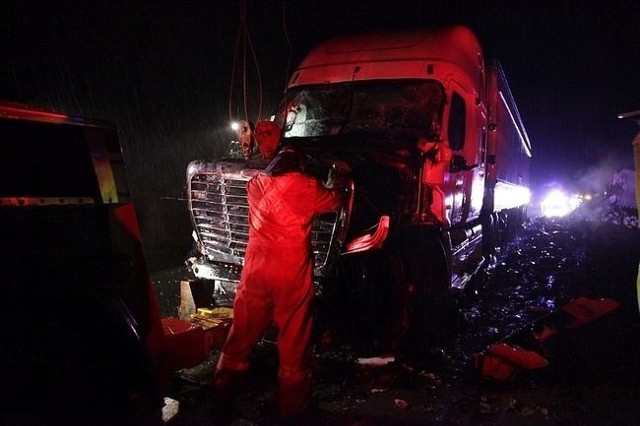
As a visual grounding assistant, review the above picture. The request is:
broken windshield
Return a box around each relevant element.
[275,80,444,141]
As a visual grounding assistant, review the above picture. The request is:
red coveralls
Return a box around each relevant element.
[214,170,341,417]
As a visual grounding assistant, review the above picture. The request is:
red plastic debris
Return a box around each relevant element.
[487,343,549,369]
[561,297,620,326]
[532,324,557,343]
[161,317,207,371]
[474,343,549,381]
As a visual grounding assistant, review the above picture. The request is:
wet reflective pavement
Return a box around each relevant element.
[152,216,640,425]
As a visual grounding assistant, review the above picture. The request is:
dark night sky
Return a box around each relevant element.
[2,0,639,264]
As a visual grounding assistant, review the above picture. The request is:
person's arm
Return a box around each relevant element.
[246,174,267,207]
[311,178,342,213]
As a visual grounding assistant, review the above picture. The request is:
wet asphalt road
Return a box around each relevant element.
[151,216,640,425]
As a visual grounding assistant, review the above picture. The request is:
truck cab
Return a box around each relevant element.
[186,26,532,360]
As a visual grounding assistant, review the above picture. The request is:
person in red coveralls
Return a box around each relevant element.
[213,145,342,420]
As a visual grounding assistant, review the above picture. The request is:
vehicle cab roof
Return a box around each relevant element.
[288,25,484,90]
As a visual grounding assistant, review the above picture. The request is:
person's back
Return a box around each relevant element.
[214,145,341,421]
[247,170,339,247]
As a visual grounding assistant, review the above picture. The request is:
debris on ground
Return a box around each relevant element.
[155,206,640,425]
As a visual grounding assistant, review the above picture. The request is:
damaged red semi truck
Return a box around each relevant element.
[186,26,532,359]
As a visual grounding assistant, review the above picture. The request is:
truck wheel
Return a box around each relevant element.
[400,238,451,366]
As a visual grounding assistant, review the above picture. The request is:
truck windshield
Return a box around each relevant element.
[275,80,444,140]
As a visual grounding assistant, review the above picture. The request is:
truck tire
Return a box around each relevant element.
[400,237,451,366]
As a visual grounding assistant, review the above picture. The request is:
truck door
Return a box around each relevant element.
[447,87,485,225]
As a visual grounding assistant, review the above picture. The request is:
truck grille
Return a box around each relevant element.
[189,169,338,275]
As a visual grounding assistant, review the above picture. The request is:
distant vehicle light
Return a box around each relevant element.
[540,190,581,217]
[230,121,240,131]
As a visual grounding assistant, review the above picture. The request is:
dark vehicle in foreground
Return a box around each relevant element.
[0,102,176,425]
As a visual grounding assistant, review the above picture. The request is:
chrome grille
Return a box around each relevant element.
[189,168,339,274]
